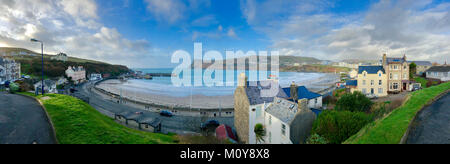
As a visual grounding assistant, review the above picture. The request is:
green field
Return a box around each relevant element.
[20,93,176,144]
[344,82,450,144]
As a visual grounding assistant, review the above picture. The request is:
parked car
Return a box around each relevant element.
[160,110,173,117]
[201,120,220,130]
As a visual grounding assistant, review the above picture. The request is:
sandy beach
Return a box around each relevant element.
[95,73,339,110]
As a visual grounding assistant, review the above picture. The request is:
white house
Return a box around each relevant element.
[34,80,57,94]
[426,66,450,82]
[66,66,86,84]
[51,52,68,62]
[90,73,103,81]
[263,98,316,144]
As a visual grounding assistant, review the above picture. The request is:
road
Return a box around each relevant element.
[77,82,234,134]
[406,92,450,144]
[0,92,56,144]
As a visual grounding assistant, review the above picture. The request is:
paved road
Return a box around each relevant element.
[0,92,56,144]
[406,92,450,144]
[77,82,234,134]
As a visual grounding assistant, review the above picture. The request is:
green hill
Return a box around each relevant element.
[1,47,129,78]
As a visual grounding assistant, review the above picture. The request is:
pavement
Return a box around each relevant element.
[0,92,56,144]
[406,92,450,144]
[77,82,234,134]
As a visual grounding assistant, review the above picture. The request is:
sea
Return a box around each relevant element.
[119,68,336,98]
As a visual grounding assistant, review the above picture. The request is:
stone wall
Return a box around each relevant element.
[234,86,250,144]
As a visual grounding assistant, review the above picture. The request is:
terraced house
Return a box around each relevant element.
[382,54,410,93]
[347,54,410,97]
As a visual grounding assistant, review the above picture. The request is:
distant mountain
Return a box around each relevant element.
[0,47,129,78]
[192,55,324,70]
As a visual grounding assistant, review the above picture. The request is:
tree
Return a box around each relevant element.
[312,110,373,144]
[335,91,373,112]
[409,62,417,78]
[254,124,266,144]
[306,134,329,144]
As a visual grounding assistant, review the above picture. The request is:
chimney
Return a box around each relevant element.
[403,54,407,61]
[382,54,387,66]
[297,98,308,113]
[238,73,247,88]
[290,81,298,101]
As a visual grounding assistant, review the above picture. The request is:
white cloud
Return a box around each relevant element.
[144,0,212,25]
[243,0,450,63]
[0,0,156,68]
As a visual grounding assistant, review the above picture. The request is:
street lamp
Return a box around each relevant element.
[31,38,44,95]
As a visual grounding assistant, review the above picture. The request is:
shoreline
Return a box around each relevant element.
[96,73,340,110]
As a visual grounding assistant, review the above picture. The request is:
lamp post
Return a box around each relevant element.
[31,38,44,95]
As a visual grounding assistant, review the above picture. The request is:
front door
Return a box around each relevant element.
[403,83,407,91]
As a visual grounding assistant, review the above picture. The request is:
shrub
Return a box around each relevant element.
[9,82,19,93]
[312,110,373,144]
[306,134,328,144]
[335,91,373,112]
[254,124,266,144]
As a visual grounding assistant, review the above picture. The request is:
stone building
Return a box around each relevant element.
[382,54,410,93]
[234,74,289,144]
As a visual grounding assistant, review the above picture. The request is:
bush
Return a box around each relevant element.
[335,91,373,112]
[312,110,373,144]
[306,134,328,144]
[9,82,19,93]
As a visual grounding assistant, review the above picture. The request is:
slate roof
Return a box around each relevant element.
[346,80,358,86]
[245,81,289,105]
[265,97,299,124]
[358,66,385,74]
[407,61,432,66]
[282,86,322,101]
[426,66,450,72]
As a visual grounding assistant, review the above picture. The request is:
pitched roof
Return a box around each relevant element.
[265,97,299,124]
[358,66,385,74]
[346,80,357,86]
[245,81,289,105]
[407,61,432,66]
[283,86,322,100]
[426,66,450,72]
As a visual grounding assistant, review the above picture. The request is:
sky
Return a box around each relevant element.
[0,0,449,68]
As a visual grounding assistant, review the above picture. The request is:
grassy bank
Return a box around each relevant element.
[20,93,176,144]
[344,82,450,144]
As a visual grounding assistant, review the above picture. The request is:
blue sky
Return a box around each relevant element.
[0,0,449,68]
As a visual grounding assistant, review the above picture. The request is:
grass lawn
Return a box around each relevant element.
[20,93,176,144]
[344,82,450,144]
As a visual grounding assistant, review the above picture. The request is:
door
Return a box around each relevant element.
[403,83,407,91]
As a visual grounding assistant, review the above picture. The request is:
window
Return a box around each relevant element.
[364,72,367,77]
[394,74,399,80]
[363,80,366,85]
[362,88,367,94]
[379,80,382,85]
[379,88,383,94]
[269,116,272,125]
[269,132,272,143]
[281,124,286,136]
[371,80,374,86]
[390,73,393,79]
[379,73,382,77]
[393,83,399,90]
[315,98,318,104]
[403,73,407,79]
